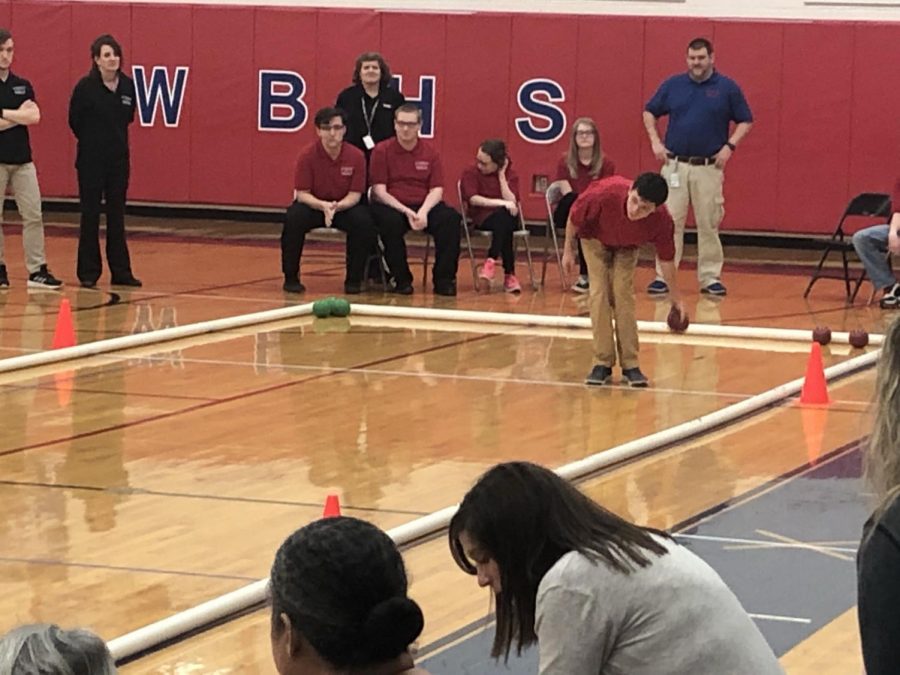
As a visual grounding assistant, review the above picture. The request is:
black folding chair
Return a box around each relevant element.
[803,192,892,302]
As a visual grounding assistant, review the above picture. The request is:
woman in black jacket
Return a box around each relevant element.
[68,34,140,288]
[335,52,405,160]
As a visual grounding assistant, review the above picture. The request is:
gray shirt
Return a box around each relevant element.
[534,538,784,675]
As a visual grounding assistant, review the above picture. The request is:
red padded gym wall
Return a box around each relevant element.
[777,22,855,232]
[251,7,318,207]
[847,22,900,202]
[441,13,512,201]
[9,2,72,198]
[710,20,783,232]
[189,6,255,204]
[572,15,646,181]
[507,13,579,214]
[130,3,192,202]
[2,2,899,234]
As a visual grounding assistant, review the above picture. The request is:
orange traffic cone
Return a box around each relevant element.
[801,406,829,465]
[54,370,74,408]
[799,342,830,405]
[51,299,76,349]
[322,494,342,518]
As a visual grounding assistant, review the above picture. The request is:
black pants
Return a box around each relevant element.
[477,208,517,274]
[553,191,588,276]
[281,202,377,284]
[370,201,461,287]
[77,160,133,284]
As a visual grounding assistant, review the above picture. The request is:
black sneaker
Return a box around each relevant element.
[344,281,363,295]
[394,283,414,295]
[112,275,143,287]
[880,283,900,309]
[585,365,613,386]
[434,281,457,297]
[27,265,63,290]
[0,264,8,288]
[701,281,727,296]
[622,367,649,388]
[80,279,98,289]
[283,278,306,294]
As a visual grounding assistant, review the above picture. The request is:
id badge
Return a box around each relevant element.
[362,135,375,150]
[668,172,681,189]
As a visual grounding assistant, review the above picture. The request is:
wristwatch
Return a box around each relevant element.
[725,141,736,151]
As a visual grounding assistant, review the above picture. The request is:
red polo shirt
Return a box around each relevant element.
[460,164,520,226]
[369,137,443,207]
[294,141,365,201]
[555,156,617,194]
[570,176,676,261]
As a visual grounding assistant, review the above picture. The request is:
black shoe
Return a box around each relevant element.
[434,281,457,297]
[27,265,63,290]
[394,283,414,295]
[585,365,613,386]
[0,264,8,288]
[80,279,97,289]
[622,367,649,388]
[283,278,306,294]
[112,275,143,287]
[344,282,363,295]
[880,283,900,309]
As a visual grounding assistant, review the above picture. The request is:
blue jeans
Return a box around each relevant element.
[852,224,895,289]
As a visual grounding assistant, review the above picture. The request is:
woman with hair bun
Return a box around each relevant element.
[270,516,429,675]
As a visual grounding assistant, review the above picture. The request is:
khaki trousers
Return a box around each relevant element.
[0,162,47,273]
[655,159,725,287]
[583,239,640,369]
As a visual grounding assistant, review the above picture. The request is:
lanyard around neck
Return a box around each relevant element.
[361,95,379,135]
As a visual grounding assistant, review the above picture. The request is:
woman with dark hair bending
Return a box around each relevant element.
[858,315,900,674]
[270,516,429,675]
[449,462,783,674]
[460,139,523,293]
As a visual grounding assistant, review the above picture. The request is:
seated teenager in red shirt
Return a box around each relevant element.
[563,173,684,387]
[282,107,377,294]
[369,104,461,297]
[460,139,523,294]
[552,117,617,293]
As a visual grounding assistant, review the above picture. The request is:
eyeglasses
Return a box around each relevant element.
[395,120,421,128]
[575,130,595,137]
[319,124,346,132]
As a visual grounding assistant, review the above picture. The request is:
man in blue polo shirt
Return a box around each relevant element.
[643,37,752,297]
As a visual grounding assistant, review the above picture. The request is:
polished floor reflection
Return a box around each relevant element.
[0,222,884,674]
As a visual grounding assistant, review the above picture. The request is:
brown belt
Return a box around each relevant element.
[667,153,716,166]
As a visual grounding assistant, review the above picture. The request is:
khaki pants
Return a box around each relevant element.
[583,239,640,369]
[655,159,724,287]
[0,162,46,273]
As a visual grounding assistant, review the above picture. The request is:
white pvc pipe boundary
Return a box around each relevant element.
[0,302,883,377]
[106,345,881,662]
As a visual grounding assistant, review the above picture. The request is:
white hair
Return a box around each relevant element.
[0,624,117,675]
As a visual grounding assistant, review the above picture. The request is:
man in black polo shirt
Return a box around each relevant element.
[0,29,62,289]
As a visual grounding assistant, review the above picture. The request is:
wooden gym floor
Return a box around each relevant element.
[0,215,893,674]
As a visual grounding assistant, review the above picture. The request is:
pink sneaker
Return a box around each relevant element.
[479,257,497,281]
[504,273,522,294]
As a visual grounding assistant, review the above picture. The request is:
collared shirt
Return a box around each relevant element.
[294,140,366,201]
[645,71,753,157]
[460,164,520,226]
[555,156,618,195]
[0,71,35,164]
[68,70,136,170]
[369,137,443,207]
[570,176,676,261]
